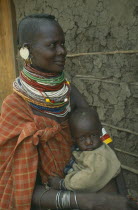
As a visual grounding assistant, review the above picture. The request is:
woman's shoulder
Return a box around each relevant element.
[2,92,31,109]
[70,84,89,110]
[3,92,25,105]
[1,93,32,116]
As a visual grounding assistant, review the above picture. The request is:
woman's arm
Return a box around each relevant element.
[70,84,89,110]
[31,185,79,209]
[31,184,128,210]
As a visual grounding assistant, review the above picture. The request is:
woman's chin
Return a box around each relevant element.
[31,64,64,73]
[54,64,65,72]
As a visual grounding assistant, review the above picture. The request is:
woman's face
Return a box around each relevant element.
[30,22,67,73]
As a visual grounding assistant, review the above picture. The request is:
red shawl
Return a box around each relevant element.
[0,93,73,210]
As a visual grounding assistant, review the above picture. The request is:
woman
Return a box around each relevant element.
[0,14,128,210]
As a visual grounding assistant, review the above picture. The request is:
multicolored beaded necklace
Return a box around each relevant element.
[13,64,71,117]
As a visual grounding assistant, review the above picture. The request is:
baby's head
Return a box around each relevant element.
[69,108,102,151]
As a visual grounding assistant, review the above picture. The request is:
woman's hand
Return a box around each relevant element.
[95,194,128,210]
[77,193,128,210]
[48,175,62,190]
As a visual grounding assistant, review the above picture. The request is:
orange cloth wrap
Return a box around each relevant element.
[0,93,73,210]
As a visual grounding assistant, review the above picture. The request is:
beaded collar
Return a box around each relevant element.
[13,64,71,117]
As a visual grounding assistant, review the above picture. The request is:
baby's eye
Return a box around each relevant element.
[90,134,98,137]
[79,136,85,141]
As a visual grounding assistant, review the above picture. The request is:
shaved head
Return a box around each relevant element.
[17,14,58,48]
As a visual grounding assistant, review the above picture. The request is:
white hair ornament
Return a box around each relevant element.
[19,47,29,60]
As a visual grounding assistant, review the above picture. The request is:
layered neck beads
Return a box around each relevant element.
[13,64,71,117]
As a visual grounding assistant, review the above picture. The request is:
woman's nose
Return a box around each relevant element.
[85,137,93,145]
[56,45,67,56]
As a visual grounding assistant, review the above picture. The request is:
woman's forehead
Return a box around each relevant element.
[36,22,64,40]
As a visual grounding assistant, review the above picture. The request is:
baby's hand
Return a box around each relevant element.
[48,175,62,190]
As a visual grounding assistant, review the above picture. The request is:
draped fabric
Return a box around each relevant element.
[64,143,121,192]
[0,93,73,210]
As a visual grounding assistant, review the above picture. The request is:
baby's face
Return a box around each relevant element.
[75,130,102,151]
[72,116,102,151]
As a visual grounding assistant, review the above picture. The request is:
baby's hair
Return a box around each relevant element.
[69,107,99,123]
[17,14,57,48]
[69,107,102,136]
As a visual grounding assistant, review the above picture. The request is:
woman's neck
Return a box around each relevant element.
[30,64,63,75]
[30,64,52,74]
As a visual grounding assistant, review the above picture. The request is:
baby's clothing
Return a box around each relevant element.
[64,143,121,192]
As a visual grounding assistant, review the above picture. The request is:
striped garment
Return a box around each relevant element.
[0,93,73,210]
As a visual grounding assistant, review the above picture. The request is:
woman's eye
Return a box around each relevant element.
[48,42,65,48]
[49,43,56,48]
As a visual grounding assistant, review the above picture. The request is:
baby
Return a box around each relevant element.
[48,108,121,192]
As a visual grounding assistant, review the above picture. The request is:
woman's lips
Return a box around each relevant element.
[54,60,65,65]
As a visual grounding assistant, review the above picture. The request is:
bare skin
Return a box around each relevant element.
[31,87,128,210]
[47,111,119,195]
[32,185,128,210]
[19,19,129,210]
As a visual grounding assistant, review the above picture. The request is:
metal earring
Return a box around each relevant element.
[19,47,29,60]
[26,56,32,65]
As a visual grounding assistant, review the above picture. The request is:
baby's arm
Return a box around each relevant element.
[63,148,121,192]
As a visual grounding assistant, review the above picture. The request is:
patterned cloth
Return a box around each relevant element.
[0,93,73,210]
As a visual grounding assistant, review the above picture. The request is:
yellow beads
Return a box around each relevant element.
[45,98,50,102]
